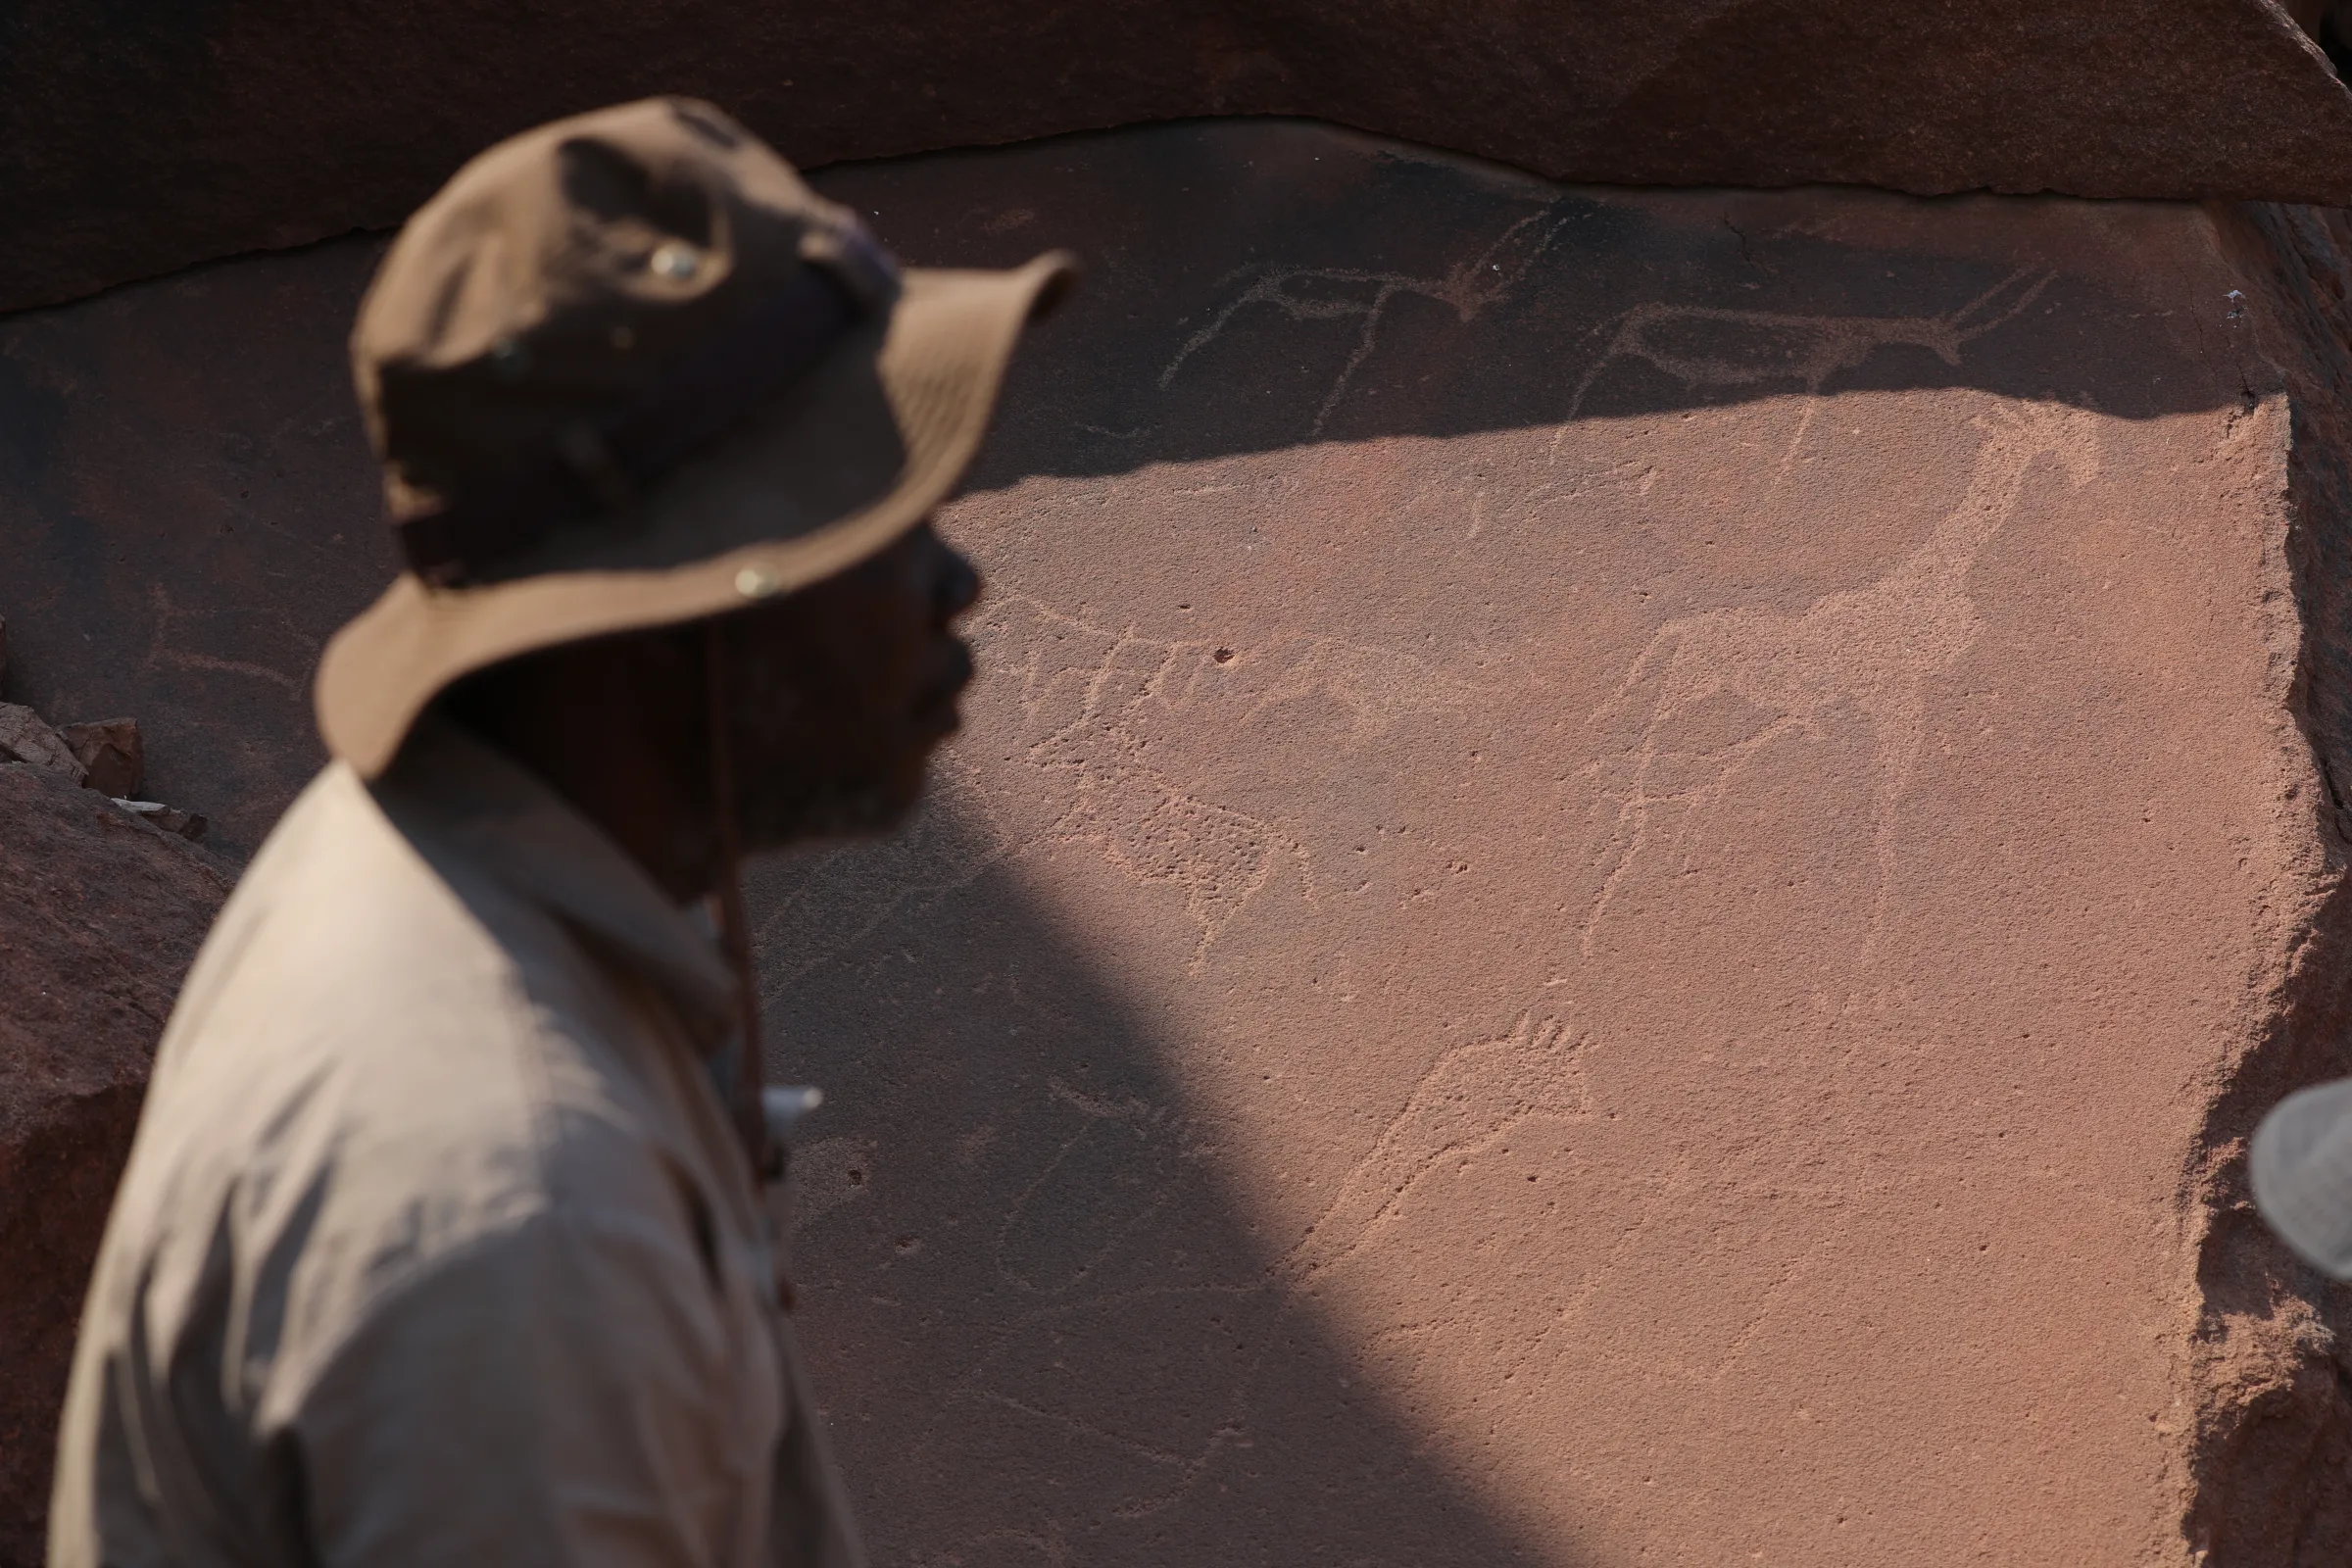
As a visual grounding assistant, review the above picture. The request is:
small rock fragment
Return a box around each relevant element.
[1,760,227,1568]
[60,718,143,799]
[111,798,206,842]
[0,702,86,785]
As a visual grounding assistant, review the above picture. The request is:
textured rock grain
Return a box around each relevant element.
[2,0,2351,313]
[0,765,229,1567]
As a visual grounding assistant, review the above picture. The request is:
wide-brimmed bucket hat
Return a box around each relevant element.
[316,96,1073,778]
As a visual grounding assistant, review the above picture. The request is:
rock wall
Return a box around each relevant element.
[2171,200,2352,1566]
[3,1,2352,314]
[7,121,2352,1563]
[0,766,229,1566]
[0,239,394,860]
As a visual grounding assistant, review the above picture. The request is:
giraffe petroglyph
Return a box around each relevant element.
[1578,398,2104,956]
[1158,209,1574,433]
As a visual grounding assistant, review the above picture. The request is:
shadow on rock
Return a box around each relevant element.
[748,793,1568,1567]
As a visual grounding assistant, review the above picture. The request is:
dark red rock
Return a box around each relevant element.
[0,763,229,1568]
[117,802,208,843]
[58,720,142,801]
[2,0,2351,315]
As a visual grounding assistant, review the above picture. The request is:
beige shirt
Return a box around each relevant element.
[49,720,863,1568]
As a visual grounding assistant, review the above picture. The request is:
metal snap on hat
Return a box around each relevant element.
[317,96,1074,778]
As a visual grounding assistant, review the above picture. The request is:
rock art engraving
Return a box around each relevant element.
[972,1375,1254,1525]
[759,588,1485,985]
[939,987,1873,1532]
[1285,1012,1593,1283]
[1158,210,1573,433]
[1578,399,2103,955]
[1562,267,2055,423]
[964,591,1480,968]
[143,581,316,695]
[955,1005,1603,1527]
[980,598,1312,970]
[1279,1013,1835,1390]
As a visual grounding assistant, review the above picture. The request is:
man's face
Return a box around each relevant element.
[722,519,981,847]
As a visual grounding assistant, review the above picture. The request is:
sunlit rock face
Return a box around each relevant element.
[755,122,2352,1566]
[9,117,2352,1566]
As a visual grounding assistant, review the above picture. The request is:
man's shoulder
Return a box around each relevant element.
[105,763,699,1360]
[145,763,554,1160]
[183,760,547,1017]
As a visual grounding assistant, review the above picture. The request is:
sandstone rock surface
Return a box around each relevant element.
[2,0,2351,314]
[8,117,2352,1565]
[747,123,2352,1565]
[0,764,228,1567]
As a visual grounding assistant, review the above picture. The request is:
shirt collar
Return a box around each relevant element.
[371,714,740,1050]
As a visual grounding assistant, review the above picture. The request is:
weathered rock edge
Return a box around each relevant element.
[2182,203,2352,1563]
[4,0,2352,316]
[0,764,230,1568]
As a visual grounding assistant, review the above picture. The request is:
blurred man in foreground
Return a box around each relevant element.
[50,97,1070,1567]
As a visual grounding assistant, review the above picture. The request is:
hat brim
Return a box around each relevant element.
[317,250,1076,779]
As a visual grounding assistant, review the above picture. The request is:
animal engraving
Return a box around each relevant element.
[1578,399,2103,955]
[972,593,1316,969]
[1159,211,1572,433]
[1556,268,2057,474]
[1564,268,2055,418]
[757,587,1481,983]
[967,591,1478,968]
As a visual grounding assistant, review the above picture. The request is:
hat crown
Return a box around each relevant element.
[351,97,899,581]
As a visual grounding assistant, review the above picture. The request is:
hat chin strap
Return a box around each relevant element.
[704,620,774,1185]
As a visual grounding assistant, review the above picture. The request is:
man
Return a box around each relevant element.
[49,98,1072,1566]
